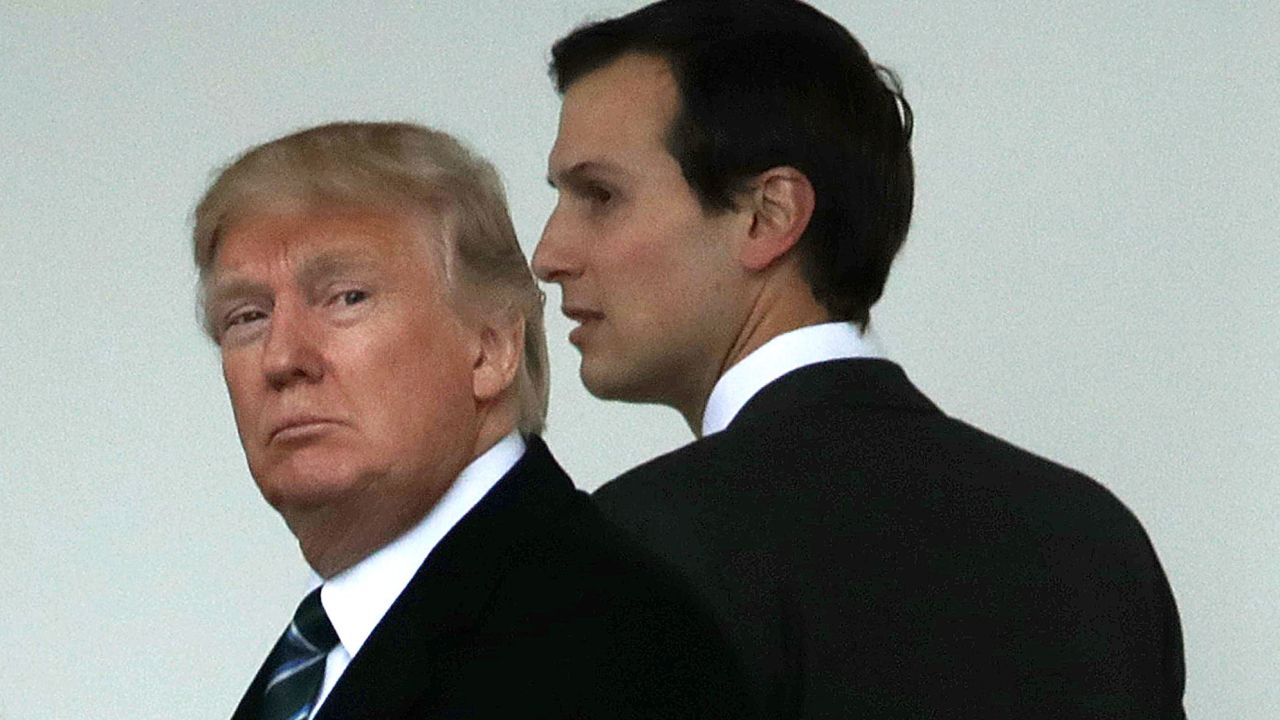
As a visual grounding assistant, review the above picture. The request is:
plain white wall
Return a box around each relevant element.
[2,2,1276,717]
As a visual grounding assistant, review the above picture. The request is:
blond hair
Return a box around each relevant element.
[193,121,549,434]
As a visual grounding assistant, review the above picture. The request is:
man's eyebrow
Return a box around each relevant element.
[547,160,629,189]
[204,276,268,309]
[205,250,380,307]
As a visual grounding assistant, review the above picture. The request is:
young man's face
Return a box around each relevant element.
[534,53,752,415]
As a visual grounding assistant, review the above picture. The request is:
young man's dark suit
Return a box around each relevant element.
[594,359,1186,719]
[231,437,753,719]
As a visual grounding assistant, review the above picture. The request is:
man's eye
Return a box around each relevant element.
[338,289,369,306]
[585,184,613,205]
[226,309,266,328]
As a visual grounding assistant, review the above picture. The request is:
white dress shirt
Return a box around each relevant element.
[301,432,526,717]
[701,322,885,437]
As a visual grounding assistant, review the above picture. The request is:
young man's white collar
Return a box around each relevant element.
[701,321,885,437]
[304,431,526,717]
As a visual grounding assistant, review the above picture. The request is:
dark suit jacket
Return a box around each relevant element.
[232,436,755,719]
[594,359,1185,719]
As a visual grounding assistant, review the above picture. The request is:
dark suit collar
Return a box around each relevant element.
[231,437,574,720]
[730,358,939,430]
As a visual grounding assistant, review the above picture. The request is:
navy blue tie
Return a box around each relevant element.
[258,588,339,720]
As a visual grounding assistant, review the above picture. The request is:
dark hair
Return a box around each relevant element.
[550,0,914,326]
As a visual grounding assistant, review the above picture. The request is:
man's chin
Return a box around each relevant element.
[252,459,366,513]
[580,359,667,406]
[579,365,629,402]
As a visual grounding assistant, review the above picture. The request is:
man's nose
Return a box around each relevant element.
[532,205,579,283]
[261,303,325,391]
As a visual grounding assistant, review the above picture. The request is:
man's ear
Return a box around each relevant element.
[472,311,524,403]
[739,166,815,271]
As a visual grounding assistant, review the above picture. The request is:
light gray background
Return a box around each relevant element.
[2,1,1276,717]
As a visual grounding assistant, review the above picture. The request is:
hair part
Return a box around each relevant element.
[551,0,914,327]
[192,121,549,434]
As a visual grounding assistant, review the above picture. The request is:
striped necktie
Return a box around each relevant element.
[258,588,340,720]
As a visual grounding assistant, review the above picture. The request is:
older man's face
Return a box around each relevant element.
[208,207,481,547]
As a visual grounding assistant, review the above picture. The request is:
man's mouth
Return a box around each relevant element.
[562,306,604,347]
[562,306,604,324]
[269,416,343,443]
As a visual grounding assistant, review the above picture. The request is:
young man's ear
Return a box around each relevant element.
[472,312,524,403]
[739,166,815,271]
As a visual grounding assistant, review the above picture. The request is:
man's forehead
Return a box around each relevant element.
[550,54,679,173]
[209,208,438,281]
[570,52,675,100]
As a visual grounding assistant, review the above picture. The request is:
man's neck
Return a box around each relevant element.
[679,282,832,434]
[697,321,882,438]
[296,406,519,578]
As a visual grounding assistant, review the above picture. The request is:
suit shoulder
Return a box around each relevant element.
[491,483,715,615]
[928,416,1159,539]
[593,430,738,508]
[477,484,756,715]
[598,402,1162,563]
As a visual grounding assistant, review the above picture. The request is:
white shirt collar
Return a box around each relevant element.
[701,321,885,437]
[312,431,526,659]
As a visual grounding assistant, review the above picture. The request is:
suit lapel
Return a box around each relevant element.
[228,656,269,720]
[313,437,575,719]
